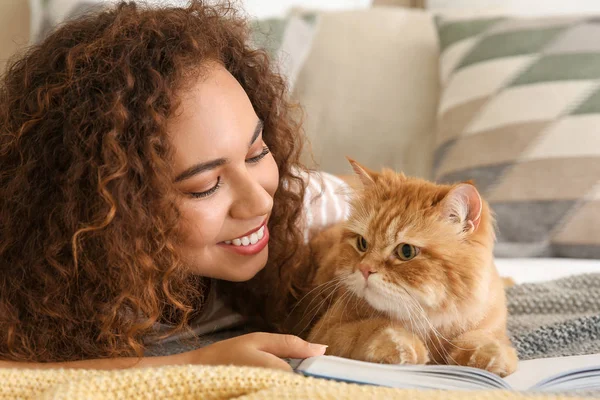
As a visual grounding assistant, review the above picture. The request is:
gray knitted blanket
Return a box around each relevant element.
[507,273,600,361]
[148,273,600,363]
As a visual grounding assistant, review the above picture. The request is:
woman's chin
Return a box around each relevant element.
[218,246,269,282]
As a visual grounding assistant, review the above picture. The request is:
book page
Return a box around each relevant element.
[504,353,600,391]
[296,355,509,390]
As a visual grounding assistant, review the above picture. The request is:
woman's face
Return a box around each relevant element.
[168,63,279,282]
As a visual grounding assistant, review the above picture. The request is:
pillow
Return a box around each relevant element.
[28,0,106,43]
[427,0,600,15]
[434,15,600,259]
[372,0,426,8]
[29,1,317,89]
[250,12,318,89]
[294,8,440,179]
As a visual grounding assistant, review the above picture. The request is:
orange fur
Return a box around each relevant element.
[305,160,518,377]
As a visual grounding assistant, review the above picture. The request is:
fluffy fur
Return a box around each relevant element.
[305,159,518,377]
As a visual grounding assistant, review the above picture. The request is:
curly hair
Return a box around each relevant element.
[0,1,311,362]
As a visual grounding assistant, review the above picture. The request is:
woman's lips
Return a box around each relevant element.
[218,224,269,256]
[233,219,267,239]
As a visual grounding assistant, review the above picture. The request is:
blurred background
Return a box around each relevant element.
[1,0,599,264]
[5,0,600,71]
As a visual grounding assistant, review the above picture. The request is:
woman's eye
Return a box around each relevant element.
[246,145,270,164]
[190,177,221,199]
[395,243,419,261]
[356,236,368,252]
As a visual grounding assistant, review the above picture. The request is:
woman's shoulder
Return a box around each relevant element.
[296,170,353,242]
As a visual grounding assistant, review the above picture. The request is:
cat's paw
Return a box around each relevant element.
[448,340,518,377]
[362,327,429,365]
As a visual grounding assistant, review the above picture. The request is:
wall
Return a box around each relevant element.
[0,0,30,73]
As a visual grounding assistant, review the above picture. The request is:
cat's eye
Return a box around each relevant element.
[395,243,419,261]
[356,236,368,252]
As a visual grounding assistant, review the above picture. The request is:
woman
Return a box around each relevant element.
[0,1,349,369]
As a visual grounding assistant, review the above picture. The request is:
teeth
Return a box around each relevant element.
[227,225,266,247]
[249,233,258,245]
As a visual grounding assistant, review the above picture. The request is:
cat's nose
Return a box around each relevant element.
[358,264,376,280]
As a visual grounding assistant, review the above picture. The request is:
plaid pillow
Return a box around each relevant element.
[434,15,600,259]
[30,1,317,88]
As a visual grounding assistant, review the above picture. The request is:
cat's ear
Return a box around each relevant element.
[346,157,376,187]
[441,184,482,234]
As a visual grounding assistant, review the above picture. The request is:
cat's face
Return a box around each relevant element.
[337,160,493,323]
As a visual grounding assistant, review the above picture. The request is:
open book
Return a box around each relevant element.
[292,353,600,391]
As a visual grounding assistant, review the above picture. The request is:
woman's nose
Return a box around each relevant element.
[229,173,273,220]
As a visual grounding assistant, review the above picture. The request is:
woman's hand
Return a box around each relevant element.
[0,333,327,371]
[174,332,327,371]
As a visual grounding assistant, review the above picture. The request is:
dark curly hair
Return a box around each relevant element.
[0,1,311,362]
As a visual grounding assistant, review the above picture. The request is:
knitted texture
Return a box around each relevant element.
[147,273,600,363]
[507,273,600,360]
[0,365,589,400]
[5,274,600,399]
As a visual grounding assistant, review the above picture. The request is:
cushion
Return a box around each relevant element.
[434,15,600,259]
[293,8,440,179]
[372,0,426,8]
[250,12,318,88]
[426,0,600,15]
[28,1,318,89]
[28,0,106,43]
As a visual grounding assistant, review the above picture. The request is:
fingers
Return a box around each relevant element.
[251,351,294,371]
[251,333,327,359]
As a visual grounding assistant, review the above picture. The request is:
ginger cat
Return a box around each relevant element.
[306,159,518,377]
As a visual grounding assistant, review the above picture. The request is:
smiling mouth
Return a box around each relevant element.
[224,225,266,247]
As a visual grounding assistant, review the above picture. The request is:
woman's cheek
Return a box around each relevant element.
[261,155,279,197]
[180,198,228,246]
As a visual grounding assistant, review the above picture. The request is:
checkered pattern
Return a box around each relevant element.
[434,16,600,258]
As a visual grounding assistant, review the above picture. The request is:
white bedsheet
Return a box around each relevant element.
[495,258,600,284]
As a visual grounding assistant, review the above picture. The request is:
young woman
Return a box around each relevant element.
[0,1,349,370]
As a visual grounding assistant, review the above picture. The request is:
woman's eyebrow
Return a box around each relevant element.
[174,158,227,183]
[249,119,264,147]
[174,119,264,183]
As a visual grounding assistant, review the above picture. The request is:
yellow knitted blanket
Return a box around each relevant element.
[0,365,591,399]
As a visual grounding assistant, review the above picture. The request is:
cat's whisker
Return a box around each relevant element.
[335,289,354,324]
[401,288,470,362]
[401,294,445,362]
[289,278,345,331]
[307,285,348,341]
[288,274,347,316]
[338,293,352,326]
[297,276,350,337]
[405,300,423,344]
[353,290,363,315]
[305,278,346,318]
[414,303,450,365]
[291,277,347,333]
[403,299,431,360]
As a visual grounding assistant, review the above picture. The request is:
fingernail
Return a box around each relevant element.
[309,343,328,353]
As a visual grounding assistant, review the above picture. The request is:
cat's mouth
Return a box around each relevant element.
[346,271,434,319]
[346,273,390,309]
